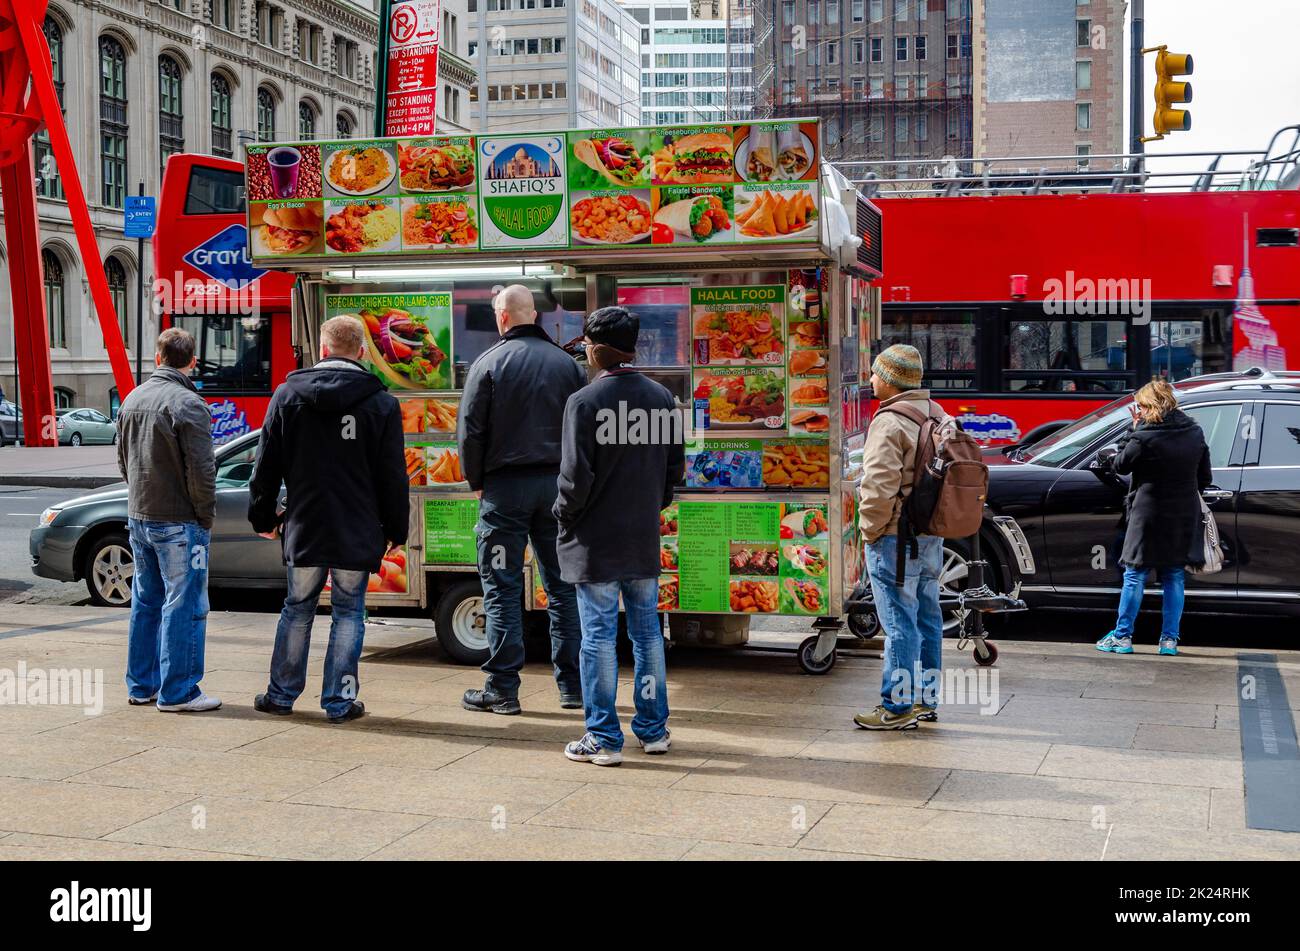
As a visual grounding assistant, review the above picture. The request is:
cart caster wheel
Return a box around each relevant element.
[846,611,879,639]
[798,635,837,675]
[973,640,999,667]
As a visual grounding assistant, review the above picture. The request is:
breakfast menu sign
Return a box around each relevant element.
[243,120,821,263]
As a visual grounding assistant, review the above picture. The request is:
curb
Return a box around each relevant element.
[0,475,122,490]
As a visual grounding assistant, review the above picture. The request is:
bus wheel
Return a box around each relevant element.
[434,579,490,666]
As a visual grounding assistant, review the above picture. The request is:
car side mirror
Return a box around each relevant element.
[1089,445,1122,484]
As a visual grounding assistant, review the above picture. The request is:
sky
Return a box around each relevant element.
[1138,0,1300,162]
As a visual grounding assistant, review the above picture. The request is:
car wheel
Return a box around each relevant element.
[69,432,82,447]
[85,531,133,607]
[434,579,490,666]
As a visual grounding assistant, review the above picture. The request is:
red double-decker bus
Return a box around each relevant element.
[153,154,298,441]
[869,158,1300,444]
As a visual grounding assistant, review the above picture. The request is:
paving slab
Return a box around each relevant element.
[1038,744,1243,789]
[0,832,265,861]
[231,722,487,771]
[366,817,696,861]
[1132,722,1242,755]
[0,775,191,838]
[999,693,1216,728]
[437,738,702,788]
[0,731,151,781]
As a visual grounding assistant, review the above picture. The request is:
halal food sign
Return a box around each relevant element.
[385,0,440,137]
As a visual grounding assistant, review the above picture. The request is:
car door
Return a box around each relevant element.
[208,436,286,584]
[1178,401,1246,599]
[86,409,112,444]
[1233,399,1300,602]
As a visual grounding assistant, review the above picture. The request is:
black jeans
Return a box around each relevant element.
[475,470,581,698]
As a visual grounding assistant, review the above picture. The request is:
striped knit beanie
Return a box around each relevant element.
[872,344,923,390]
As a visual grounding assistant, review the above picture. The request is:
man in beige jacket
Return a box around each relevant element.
[855,344,949,731]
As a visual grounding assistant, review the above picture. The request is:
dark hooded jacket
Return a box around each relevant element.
[248,358,408,571]
[1114,407,1213,570]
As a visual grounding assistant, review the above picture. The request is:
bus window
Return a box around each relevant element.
[184,165,246,216]
[1003,317,1131,393]
[881,308,977,390]
[172,314,272,393]
[1149,307,1233,381]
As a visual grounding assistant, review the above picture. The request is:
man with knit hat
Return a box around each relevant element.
[855,343,949,731]
[554,306,684,766]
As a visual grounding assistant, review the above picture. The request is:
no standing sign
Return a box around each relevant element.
[385,0,440,136]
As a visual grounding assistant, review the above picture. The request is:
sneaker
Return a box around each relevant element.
[853,705,920,731]
[912,705,939,722]
[1095,633,1134,654]
[1158,637,1180,656]
[156,693,222,713]
[564,732,623,766]
[559,694,583,710]
[127,693,157,706]
[461,688,521,716]
[637,729,672,754]
[328,701,366,724]
[253,693,293,716]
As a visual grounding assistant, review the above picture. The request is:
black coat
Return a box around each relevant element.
[553,369,685,584]
[248,358,409,572]
[457,324,587,491]
[1113,408,1213,570]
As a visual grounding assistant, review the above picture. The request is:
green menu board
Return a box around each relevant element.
[669,500,830,615]
[323,292,453,391]
[423,498,479,565]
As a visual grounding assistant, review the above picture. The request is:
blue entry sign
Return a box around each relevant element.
[124,196,157,238]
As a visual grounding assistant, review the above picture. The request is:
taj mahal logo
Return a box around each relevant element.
[485,143,561,180]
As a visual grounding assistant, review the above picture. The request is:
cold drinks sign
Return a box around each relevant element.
[385,0,440,136]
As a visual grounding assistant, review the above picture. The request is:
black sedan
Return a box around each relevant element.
[964,368,1300,619]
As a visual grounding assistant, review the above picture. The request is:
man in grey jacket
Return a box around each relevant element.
[115,328,220,712]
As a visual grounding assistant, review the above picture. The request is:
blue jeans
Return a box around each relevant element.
[1112,565,1186,641]
[575,578,668,752]
[476,470,581,699]
[265,566,369,718]
[126,519,210,706]
[867,534,944,715]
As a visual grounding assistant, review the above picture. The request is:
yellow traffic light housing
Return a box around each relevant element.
[1143,45,1193,142]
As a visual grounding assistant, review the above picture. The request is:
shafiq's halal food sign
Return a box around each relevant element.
[477,134,568,248]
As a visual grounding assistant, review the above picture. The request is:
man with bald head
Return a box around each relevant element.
[457,284,587,714]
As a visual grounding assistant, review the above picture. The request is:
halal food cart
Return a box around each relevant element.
[243,118,889,674]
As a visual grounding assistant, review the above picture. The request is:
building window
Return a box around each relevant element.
[159,56,184,177]
[336,112,353,139]
[915,35,927,60]
[947,34,958,58]
[1076,102,1091,131]
[43,250,66,349]
[916,114,928,140]
[211,0,234,30]
[870,37,883,61]
[869,0,883,22]
[1076,143,1091,169]
[105,256,129,343]
[298,102,316,139]
[1076,19,1091,47]
[99,36,128,208]
[851,0,864,21]
[35,17,64,199]
[53,387,75,410]
[852,38,865,63]
[257,87,276,141]
[896,36,908,61]
[210,74,233,157]
[1076,59,1092,90]
[895,0,907,19]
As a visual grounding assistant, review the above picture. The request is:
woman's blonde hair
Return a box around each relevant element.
[1134,379,1178,425]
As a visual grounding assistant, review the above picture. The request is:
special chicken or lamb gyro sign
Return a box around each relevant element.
[243,120,821,264]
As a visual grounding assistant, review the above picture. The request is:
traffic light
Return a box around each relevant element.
[1151,46,1193,138]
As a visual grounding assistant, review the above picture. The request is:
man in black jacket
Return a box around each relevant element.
[457,284,587,715]
[555,307,684,766]
[247,315,408,723]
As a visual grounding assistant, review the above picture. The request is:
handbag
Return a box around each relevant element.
[1187,497,1224,575]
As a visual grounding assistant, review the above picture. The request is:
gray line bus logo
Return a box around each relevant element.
[479,135,568,246]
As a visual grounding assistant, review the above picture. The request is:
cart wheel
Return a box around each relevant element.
[798,635,837,675]
[846,610,879,639]
[434,579,490,666]
[973,640,999,667]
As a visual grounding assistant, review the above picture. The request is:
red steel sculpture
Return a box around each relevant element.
[1,0,134,445]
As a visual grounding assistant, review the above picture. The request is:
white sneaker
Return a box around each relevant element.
[127,694,157,706]
[564,732,623,766]
[157,693,222,713]
[637,729,671,755]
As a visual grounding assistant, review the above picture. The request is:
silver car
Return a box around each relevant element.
[0,399,23,446]
[56,408,117,446]
[30,430,286,605]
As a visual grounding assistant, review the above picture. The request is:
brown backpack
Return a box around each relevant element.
[877,401,988,583]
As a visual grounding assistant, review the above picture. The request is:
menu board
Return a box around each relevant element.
[786,267,831,437]
[245,120,821,264]
[323,292,453,391]
[661,500,830,614]
[423,498,479,564]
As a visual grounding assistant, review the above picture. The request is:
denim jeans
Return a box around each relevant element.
[867,534,944,715]
[264,566,369,718]
[126,519,210,706]
[475,470,581,699]
[575,577,668,752]
[1111,565,1186,641]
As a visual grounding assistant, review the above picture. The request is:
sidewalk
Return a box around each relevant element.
[0,446,122,488]
[0,603,1297,860]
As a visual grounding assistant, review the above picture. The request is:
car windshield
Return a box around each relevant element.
[1019,397,1133,467]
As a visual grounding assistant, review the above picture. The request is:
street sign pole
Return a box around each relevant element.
[135,181,144,382]
[1130,0,1144,157]
[374,0,392,137]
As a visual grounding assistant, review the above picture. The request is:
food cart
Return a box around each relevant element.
[243,118,890,673]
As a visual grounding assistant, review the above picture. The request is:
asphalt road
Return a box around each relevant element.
[0,484,87,605]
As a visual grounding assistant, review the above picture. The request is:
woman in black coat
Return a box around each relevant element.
[1096,380,1212,657]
